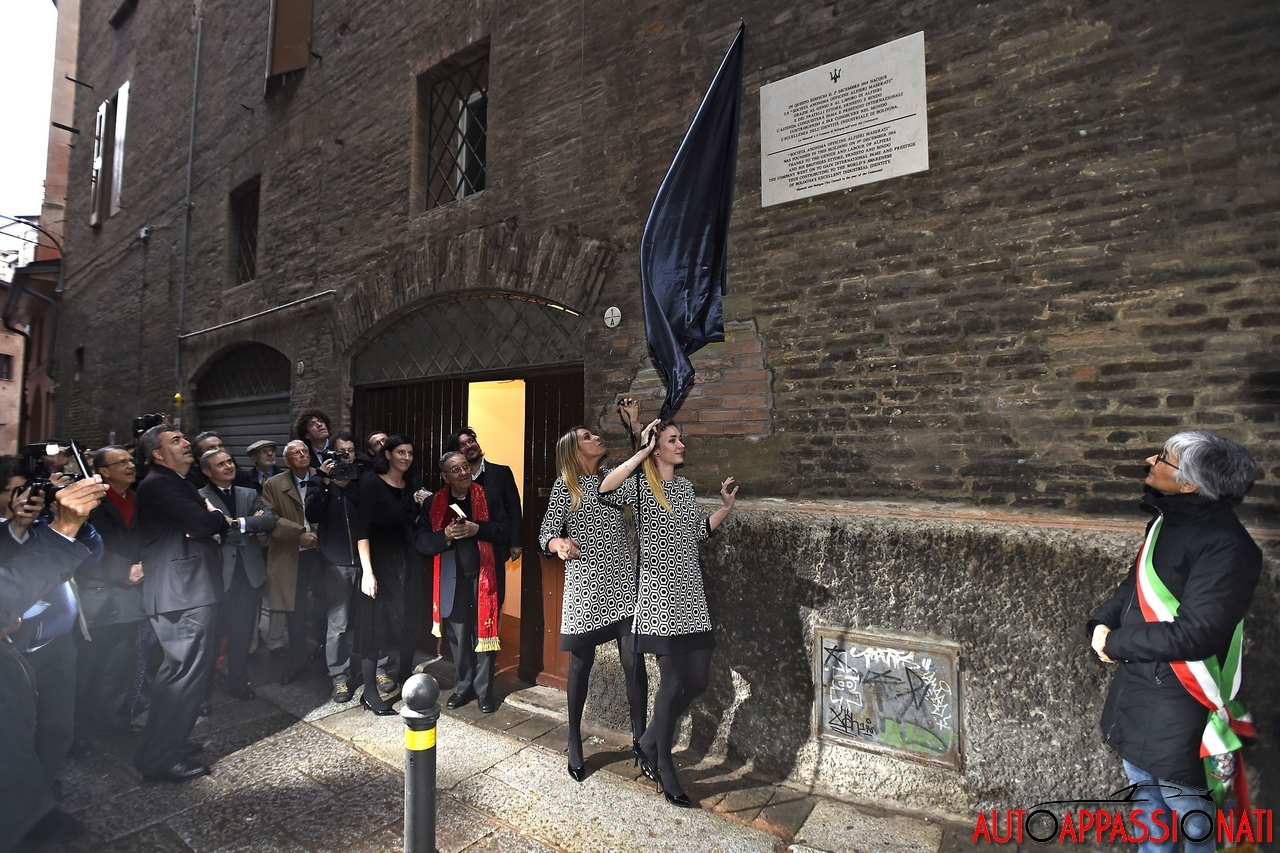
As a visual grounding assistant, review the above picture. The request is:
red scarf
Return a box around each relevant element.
[429,484,500,651]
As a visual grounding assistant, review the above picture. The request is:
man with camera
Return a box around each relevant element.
[305,433,361,702]
[198,448,276,701]
[262,440,321,685]
[133,425,230,783]
[1,476,108,846]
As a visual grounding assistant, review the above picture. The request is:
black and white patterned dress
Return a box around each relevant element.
[539,470,638,651]
[600,473,716,655]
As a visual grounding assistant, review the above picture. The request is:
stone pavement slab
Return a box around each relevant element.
[21,647,986,853]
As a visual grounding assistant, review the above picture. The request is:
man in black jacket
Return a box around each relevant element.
[447,428,523,563]
[305,433,361,702]
[133,425,230,782]
[1089,430,1261,850]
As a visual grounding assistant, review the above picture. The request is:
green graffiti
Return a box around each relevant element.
[880,719,951,754]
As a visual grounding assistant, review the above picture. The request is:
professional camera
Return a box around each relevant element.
[320,448,356,481]
[16,439,92,514]
[132,413,168,437]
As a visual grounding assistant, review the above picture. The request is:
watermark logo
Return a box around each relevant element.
[971,783,1272,845]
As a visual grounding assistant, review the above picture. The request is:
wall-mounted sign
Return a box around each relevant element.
[814,626,961,771]
[760,32,929,207]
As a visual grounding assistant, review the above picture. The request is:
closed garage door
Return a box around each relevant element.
[195,343,292,462]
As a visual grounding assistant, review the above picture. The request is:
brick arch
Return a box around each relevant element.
[334,221,614,357]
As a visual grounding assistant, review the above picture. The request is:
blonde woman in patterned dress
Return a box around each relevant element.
[599,419,737,808]
[540,425,649,782]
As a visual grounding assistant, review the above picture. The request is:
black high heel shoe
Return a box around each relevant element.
[360,692,396,716]
[633,743,659,785]
[664,791,698,808]
[568,763,586,782]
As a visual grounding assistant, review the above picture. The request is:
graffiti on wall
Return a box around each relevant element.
[814,627,962,771]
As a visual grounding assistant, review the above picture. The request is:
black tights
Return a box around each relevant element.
[361,657,389,711]
[639,648,713,798]
[566,636,648,769]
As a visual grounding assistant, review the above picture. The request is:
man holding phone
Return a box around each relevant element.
[414,451,510,713]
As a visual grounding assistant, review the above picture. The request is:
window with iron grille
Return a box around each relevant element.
[229,176,260,285]
[414,47,489,211]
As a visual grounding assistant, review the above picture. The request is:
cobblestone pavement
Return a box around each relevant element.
[19,648,993,853]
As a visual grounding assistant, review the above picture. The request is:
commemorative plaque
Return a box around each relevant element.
[760,31,929,207]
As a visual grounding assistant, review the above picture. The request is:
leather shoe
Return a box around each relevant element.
[228,682,256,701]
[446,690,475,710]
[478,696,497,714]
[279,665,307,685]
[143,759,210,783]
[568,763,586,782]
[197,701,212,717]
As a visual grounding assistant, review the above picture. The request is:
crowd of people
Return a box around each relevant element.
[0,397,744,846]
[2,391,1261,851]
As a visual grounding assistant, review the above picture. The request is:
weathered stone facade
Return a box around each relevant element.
[55,0,1278,816]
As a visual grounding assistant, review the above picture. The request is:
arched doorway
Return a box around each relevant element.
[351,294,586,687]
[195,343,292,461]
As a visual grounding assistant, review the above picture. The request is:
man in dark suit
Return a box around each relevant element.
[133,425,230,782]
[198,448,276,701]
[414,452,510,714]
[447,428,523,563]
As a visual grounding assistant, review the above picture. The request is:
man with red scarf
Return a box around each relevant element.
[414,451,510,714]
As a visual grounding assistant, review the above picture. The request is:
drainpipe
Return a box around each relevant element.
[175,15,203,391]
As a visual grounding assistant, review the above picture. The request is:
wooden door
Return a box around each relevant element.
[521,371,584,687]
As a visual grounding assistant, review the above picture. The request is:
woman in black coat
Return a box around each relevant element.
[352,435,423,714]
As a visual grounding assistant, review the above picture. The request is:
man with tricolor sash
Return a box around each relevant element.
[1090,430,1262,852]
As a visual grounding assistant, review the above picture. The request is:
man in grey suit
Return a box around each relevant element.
[134,425,230,782]
[198,449,275,701]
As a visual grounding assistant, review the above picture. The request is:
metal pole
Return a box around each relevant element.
[175,15,203,388]
[401,673,440,853]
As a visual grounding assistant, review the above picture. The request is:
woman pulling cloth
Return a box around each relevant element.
[599,416,737,807]
[540,409,650,781]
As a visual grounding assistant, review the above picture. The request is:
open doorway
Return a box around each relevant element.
[352,368,582,688]
[465,379,525,676]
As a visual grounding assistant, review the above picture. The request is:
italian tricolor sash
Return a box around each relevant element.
[1134,514,1255,816]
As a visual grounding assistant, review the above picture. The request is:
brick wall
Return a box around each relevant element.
[56,1,1279,524]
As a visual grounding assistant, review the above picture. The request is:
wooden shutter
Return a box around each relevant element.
[267,0,313,77]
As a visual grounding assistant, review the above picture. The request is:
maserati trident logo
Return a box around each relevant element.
[830,68,841,83]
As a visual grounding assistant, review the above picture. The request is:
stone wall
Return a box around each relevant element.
[584,504,1280,817]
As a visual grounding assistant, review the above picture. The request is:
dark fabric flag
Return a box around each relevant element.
[640,25,744,419]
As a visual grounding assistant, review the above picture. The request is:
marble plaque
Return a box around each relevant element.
[760,32,929,206]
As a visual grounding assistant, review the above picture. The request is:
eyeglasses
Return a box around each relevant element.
[1155,450,1179,471]
[99,459,134,468]
[443,466,470,476]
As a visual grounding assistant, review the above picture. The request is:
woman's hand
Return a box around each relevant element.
[720,476,738,510]
[617,397,640,429]
[550,537,581,560]
[361,567,378,599]
[639,419,661,452]
[1091,624,1115,663]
